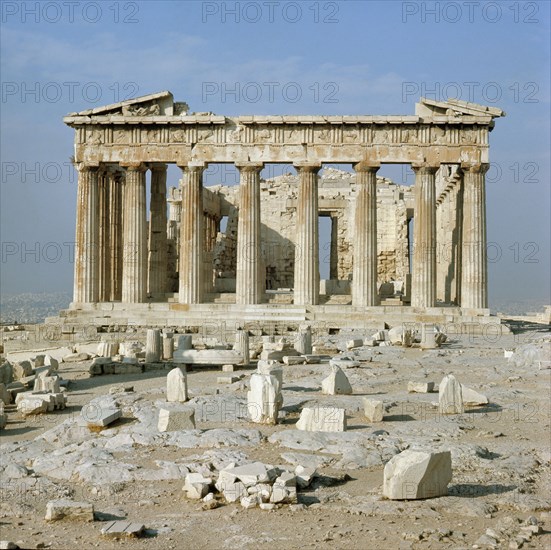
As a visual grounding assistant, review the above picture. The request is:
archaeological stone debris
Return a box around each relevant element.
[1,91,550,550]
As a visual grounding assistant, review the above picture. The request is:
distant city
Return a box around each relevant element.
[0,292,71,324]
[0,292,547,324]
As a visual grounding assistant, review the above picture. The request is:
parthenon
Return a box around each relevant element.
[57,91,505,331]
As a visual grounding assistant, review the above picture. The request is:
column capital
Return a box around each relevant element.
[120,162,147,172]
[294,162,322,173]
[76,162,99,173]
[178,163,206,175]
[460,162,490,174]
[235,162,264,173]
[353,161,380,173]
[411,163,439,175]
[150,163,168,172]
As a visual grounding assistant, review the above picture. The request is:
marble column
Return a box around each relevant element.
[352,162,379,307]
[453,175,464,305]
[148,163,168,297]
[461,163,489,309]
[294,163,321,306]
[73,164,99,303]
[411,164,439,308]
[108,170,123,301]
[236,162,264,305]
[121,163,147,303]
[167,187,182,293]
[97,170,110,302]
[178,163,205,304]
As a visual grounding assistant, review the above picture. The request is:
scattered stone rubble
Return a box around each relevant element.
[0,327,549,549]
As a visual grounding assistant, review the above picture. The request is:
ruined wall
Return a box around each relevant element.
[210,167,413,293]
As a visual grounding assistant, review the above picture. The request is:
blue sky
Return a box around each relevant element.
[1,0,549,308]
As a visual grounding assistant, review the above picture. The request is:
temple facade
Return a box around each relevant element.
[56,91,505,331]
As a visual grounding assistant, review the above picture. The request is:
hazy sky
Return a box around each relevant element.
[1,0,549,308]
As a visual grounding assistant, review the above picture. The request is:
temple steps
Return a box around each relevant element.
[43,302,505,335]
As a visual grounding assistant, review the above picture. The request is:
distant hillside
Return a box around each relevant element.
[0,292,72,324]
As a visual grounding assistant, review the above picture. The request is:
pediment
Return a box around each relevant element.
[416,97,505,118]
[66,91,188,117]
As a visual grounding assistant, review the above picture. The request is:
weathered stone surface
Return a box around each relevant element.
[283,355,306,365]
[321,365,352,395]
[363,398,384,422]
[295,326,312,355]
[439,374,464,414]
[329,358,360,369]
[247,373,282,424]
[45,499,94,522]
[63,352,90,362]
[13,361,33,380]
[166,367,188,402]
[97,342,119,357]
[295,465,316,488]
[183,473,211,499]
[296,407,346,432]
[235,329,250,365]
[174,349,243,365]
[176,334,193,351]
[101,521,144,538]
[145,328,162,362]
[217,375,240,384]
[257,361,283,386]
[383,450,452,500]
[158,405,196,432]
[33,375,60,393]
[162,335,174,360]
[408,381,435,393]
[270,483,297,504]
[17,395,50,415]
[346,339,364,350]
[218,480,248,503]
[420,323,438,349]
[223,462,276,486]
[461,385,489,406]
[0,383,10,405]
[81,398,122,427]
[0,362,13,385]
[0,403,6,430]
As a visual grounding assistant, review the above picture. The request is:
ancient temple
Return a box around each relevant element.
[53,91,505,332]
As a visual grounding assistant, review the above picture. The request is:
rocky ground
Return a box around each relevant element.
[1,328,550,550]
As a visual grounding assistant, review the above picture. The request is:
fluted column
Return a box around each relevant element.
[461,163,489,309]
[411,164,439,308]
[97,170,110,302]
[352,162,379,307]
[294,163,321,305]
[236,162,264,305]
[148,163,168,297]
[121,163,147,303]
[178,163,205,304]
[108,170,123,301]
[73,164,99,303]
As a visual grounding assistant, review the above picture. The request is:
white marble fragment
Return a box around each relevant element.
[296,407,346,432]
[439,374,464,415]
[247,373,282,424]
[363,398,384,422]
[383,450,452,500]
[321,365,352,395]
[166,367,188,402]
